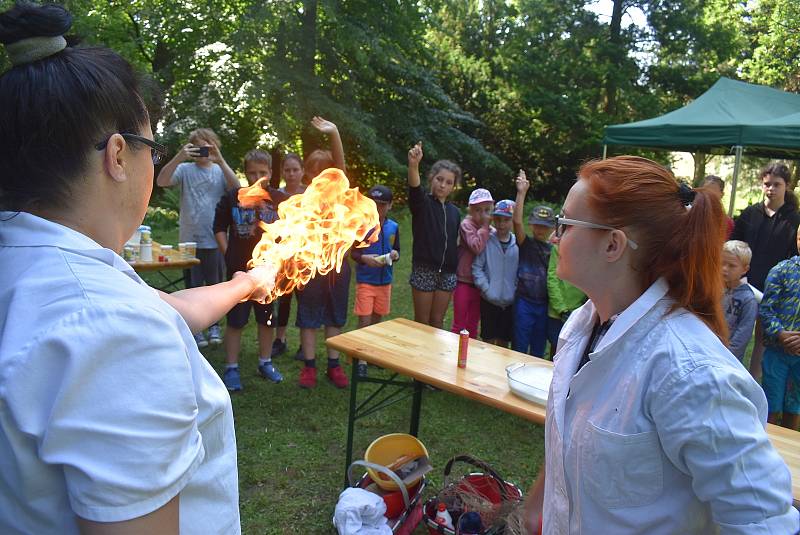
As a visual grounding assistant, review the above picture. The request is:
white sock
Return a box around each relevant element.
[259,357,272,365]
[226,363,239,370]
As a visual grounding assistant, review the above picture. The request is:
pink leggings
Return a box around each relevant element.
[451,281,481,338]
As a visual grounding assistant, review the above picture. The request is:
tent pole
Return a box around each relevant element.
[602,145,607,160]
[728,145,743,216]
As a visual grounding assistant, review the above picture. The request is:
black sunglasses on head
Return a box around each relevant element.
[95,133,168,165]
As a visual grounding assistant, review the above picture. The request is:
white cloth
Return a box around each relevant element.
[333,487,391,535]
[172,162,229,248]
[0,212,240,534]
[544,277,799,535]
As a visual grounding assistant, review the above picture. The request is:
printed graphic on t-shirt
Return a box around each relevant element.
[232,204,278,238]
[724,293,746,321]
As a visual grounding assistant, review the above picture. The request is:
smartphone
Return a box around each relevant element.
[195,146,210,157]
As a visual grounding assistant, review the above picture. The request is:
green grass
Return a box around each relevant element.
[142,210,545,534]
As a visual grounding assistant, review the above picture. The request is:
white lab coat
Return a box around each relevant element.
[543,278,798,534]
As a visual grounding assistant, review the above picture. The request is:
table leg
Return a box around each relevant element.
[343,358,360,487]
[409,380,423,436]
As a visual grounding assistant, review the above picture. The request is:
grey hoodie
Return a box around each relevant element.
[472,231,519,307]
[723,283,758,361]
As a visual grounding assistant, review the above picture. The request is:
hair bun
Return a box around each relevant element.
[0,2,72,46]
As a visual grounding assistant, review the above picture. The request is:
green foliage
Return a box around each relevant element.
[0,0,796,206]
[740,0,800,91]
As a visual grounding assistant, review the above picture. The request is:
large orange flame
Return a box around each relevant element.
[241,168,379,303]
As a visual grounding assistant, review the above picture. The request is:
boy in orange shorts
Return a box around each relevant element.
[350,185,400,377]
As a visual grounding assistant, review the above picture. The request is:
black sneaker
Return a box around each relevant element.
[271,338,287,358]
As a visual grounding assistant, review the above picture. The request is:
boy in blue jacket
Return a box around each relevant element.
[760,225,800,430]
[350,185,400,377]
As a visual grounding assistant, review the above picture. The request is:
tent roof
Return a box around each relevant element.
[603,77,800,157]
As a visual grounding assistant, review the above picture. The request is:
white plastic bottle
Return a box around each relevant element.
[434,502,453,530]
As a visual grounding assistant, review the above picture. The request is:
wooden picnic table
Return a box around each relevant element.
[327,317,800,507]
[129,241,200,291]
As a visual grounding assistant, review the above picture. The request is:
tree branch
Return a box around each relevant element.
[125,10,154,64]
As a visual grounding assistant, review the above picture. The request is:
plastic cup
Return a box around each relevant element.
[185,242,197,258]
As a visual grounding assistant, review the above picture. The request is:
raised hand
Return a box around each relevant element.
[515,169,530,194]
[407,142,423,167]
[311,116,338,135]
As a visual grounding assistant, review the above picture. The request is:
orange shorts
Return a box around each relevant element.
[354,283,392,316]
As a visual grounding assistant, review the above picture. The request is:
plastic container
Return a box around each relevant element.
[506,363,553,405]
[376,252,393,266]
[185,241,197,257]
[434,503,454,530]
[140,242,153,262]
[139,225,152,244]
[364,434,429,491]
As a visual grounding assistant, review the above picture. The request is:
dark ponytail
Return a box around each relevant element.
[0,1,156,211]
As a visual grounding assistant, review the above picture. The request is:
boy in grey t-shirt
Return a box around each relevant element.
[156,127,240,347]
[722,240,758,361]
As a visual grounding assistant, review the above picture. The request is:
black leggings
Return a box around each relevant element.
[277,291,294,328]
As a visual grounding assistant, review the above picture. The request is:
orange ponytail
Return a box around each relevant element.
[580,156,728,341]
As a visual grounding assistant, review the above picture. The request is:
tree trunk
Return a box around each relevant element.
[604,0,624,117]
[299,0,319,159]
[692,152,709,186]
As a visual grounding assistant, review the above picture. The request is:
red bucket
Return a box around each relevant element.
[347,460,427,533]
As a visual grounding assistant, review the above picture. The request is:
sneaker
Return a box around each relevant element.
[298,366,317,389]
[258,361,283,383]
[208,325,223,346]
[194,332,209,348]
[356,363,368,379]
[223,367,242,391]
[294,347,306,361]
[271,339,288,358]
[327,366,349,389]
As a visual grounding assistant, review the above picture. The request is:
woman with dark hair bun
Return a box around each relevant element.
[0,2,257,533]
[523,156,798,534]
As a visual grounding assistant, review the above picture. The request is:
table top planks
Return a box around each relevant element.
[327,317,800,506]
[327,317,550,424]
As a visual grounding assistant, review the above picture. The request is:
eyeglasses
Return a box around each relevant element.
[95,133,168,165]
[555,216,639,250]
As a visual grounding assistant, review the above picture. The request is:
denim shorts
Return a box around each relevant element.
[295,262,351,328]
[762,346,800,415]
[409,263,456,292]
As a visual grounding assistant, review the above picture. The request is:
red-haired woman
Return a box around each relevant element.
[523,156,798,534]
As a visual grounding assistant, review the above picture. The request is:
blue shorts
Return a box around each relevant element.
[295,262,351,329]
[762,347,800,415]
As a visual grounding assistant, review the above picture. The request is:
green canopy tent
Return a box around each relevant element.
[603,77,800,214]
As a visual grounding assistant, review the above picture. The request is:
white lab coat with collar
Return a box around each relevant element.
[543,278,798,535]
